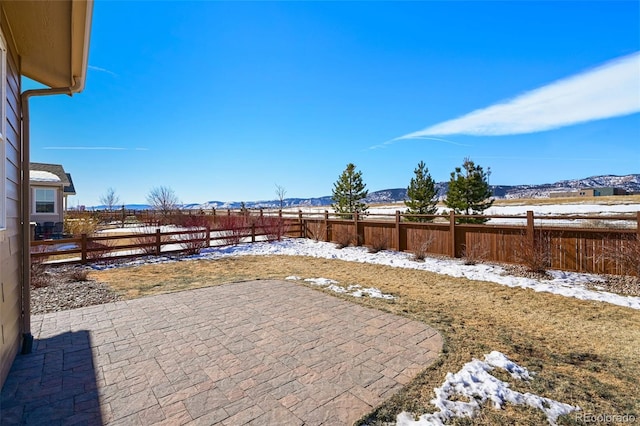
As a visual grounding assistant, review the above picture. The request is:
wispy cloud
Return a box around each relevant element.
[88,65,118,77]
[394,51,640,139]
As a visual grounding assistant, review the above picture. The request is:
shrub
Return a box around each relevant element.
[596,235,640,277]
[307,220,327,242]
[86,239,114,261]
[178,215,210,254]
[368,235,389,254]
[216,215,250,246]
[516,230,552,273]
[413,232,436,261]
[461,240,489,265]
[133,227,165,255]
[69,268,90,282]
[256,216,290,242]
[30,257,51,288]
[65,214,99,237]
[333,228,357,249]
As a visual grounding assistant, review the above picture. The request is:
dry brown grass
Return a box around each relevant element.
[89,255,640,425]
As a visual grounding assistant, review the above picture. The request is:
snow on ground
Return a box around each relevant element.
[285,276,395,300]
[91,238,640,310]
[396,351,580,426]
[191,239,639,310]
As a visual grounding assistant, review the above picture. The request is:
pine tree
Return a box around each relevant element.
[332,163,368,219]
[404,161,438,222]
[445,158,494,223]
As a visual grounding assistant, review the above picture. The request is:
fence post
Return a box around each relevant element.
[155,229,161,255]
[260,208,263,217]
[121,206,125,228]
[206,225,211,248]
[527,210,535,249]
[251,223,255,243]
[449,211,456,257]
[395,211,401,251]
[354,211,360,246]
[637,212,640,242]
[81,233,87,264]
[298,210,304,238]
[324,210,330,242]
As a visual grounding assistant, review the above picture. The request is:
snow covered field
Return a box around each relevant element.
[284,202,640,217]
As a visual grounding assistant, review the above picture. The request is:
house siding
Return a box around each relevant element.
[0,13,24,388]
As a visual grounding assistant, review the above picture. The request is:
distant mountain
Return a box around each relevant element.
[87,174,639,210]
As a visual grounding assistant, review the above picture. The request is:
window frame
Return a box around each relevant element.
[32,187,58,215]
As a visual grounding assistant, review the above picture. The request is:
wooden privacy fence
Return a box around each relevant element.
[47,209,639,275]
[299,210,640,276]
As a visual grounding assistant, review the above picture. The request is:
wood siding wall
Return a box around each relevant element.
[0,13,23,389]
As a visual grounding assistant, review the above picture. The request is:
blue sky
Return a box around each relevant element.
[26,1,639,207]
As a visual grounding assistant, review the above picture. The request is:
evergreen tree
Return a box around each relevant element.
[404,161,438,222]
[332,163,368,219]
[445,158,494,223]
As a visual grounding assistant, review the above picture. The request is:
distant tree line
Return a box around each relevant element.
[98,158,494,224]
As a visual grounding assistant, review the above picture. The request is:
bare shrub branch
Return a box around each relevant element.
[177,216,210,254]
[516,230,552,273]
[86,238,114,261]
[368,234,389,254]
[333,228,357,249]
[30,246,52,288]
[133,227,165,255]
[216,215,250,246]
[257,216,289,242]
[596,234,640,277]
[461,240,490,265]
[307,220,327,242]
[413,232,436,261]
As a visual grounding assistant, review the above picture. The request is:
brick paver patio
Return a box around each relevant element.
[1,280,442,425]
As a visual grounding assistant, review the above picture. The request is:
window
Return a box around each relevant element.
[34,188,56,214]
[0,31,6,229]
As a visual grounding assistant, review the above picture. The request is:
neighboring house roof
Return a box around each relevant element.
[30,163,71,187]
[64,173,77,196]
[31,171,62,183]
[1,1,93,90]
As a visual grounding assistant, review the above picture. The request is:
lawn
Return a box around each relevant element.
[88,252,640,425]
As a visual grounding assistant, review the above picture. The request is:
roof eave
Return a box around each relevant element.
[2,0,93,92]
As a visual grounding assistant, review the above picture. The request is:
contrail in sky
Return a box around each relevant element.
[369,136,469,150]
[394,51,640,140]
[88,65,118,77]
[44,146,125,150]
[43,147,148,151]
